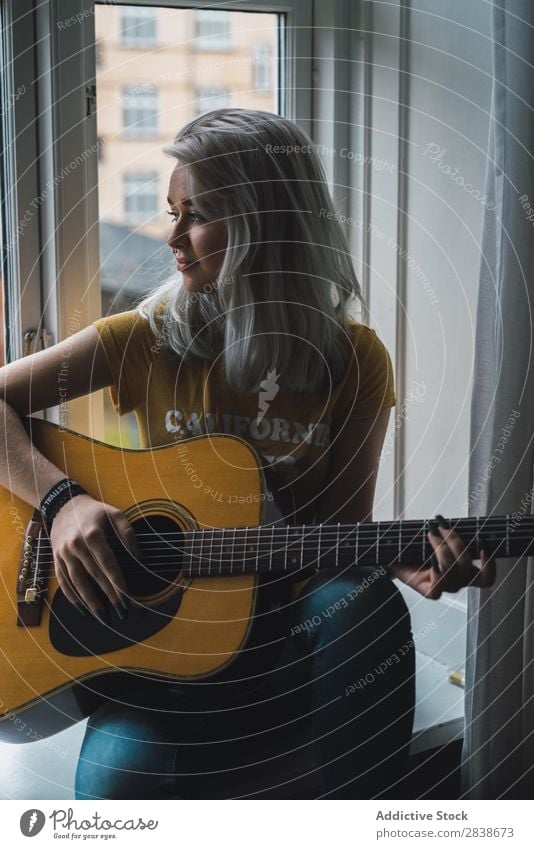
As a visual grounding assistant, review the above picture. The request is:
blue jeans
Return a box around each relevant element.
[75,568,415,799]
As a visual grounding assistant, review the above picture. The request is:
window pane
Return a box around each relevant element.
[95,4,280,446]
[121,5,158,46]
[194,10,231,51]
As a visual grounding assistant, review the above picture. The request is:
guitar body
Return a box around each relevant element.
[0,418,298,742]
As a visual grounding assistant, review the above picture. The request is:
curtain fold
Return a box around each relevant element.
[462,0,534,799]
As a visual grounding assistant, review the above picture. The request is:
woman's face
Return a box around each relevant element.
[167,162,227,293]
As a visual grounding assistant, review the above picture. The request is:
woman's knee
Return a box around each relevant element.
[293,567,411,641]
[74,701,179,800]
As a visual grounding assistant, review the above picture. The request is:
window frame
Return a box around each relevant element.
[2,0,314,434]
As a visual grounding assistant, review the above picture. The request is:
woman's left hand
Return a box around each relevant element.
[389,524,497,599]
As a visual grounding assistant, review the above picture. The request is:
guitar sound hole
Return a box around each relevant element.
[122,515,184,597]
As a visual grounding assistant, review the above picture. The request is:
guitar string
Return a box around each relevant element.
[24,533,533,579]
[22,518,531,577]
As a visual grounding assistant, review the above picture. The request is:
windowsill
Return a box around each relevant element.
[394,581,467,753]
[411,652,464,754]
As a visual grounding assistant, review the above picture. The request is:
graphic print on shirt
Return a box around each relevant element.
[163,407,331,483]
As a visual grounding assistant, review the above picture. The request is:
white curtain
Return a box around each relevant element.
[462,0,534,799]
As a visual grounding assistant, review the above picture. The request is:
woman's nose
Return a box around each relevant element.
[168,221,190,250]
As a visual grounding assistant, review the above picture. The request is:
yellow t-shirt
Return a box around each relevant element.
[92,310,396,524]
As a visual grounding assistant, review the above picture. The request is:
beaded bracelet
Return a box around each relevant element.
[39,478,88,532]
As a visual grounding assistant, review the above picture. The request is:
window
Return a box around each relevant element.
[95,40,103,69]
[194,10,231,51]
[121,84,158,138]
[195,87,231,116]
[252,43,271,91]
[120,5,157,46]
[123,171,159,223]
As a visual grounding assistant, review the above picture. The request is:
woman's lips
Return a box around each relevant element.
[176,258,198,270]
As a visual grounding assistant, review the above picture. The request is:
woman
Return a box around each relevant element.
[0,109,495,800]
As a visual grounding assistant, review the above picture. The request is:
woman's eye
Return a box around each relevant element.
[167,211,204,223]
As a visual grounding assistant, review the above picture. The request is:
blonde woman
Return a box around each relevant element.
[0,109,495,799]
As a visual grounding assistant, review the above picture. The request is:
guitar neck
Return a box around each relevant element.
[181,515,534,577]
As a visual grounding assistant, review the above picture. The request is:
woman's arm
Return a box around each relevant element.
[0,325,135,617]
[0,325,110,506]
[313,408,495,598]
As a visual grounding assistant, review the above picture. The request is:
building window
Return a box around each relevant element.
[95,40,103,70]
[121,85,158,138]
[120,6,157,47]
[195,87,230,116]
[123,171,159,223]
[193,10,231,51]
[252,43,271,91]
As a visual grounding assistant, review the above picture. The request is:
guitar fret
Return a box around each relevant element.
[256,527,259,573]
[269,525,274,571]
[318,523,322,569]
[199,528,205,577]
[336,522,340,569]
[300,523,305,571]
[214,527,219,575]
[230,527,236,575]
[506,514,510,556]
[243,526,248,573]
[356,522,359,565]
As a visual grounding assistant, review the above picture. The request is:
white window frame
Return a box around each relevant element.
[0,0,47,363]
[2,0,314,433]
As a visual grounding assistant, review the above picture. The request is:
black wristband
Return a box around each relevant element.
[39,478,88,532]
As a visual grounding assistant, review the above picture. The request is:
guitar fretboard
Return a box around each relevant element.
[179,515,534,577]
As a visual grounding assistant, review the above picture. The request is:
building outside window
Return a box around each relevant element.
[121,84,158,138]
[252,43,271,91]
[123,171,159,224]
[194,10,231,51]
[120,5,158,47]
[195,87,231,116]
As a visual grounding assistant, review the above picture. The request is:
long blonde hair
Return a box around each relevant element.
[136,108,363,394]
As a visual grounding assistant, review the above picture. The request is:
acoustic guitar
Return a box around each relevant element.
[0,417,527,743]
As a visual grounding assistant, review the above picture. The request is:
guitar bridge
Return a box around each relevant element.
[16,510,47,627]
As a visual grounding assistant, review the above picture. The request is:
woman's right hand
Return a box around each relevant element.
[49,493,138,620]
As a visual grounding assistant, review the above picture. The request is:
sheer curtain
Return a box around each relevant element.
[462,0,534,799]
